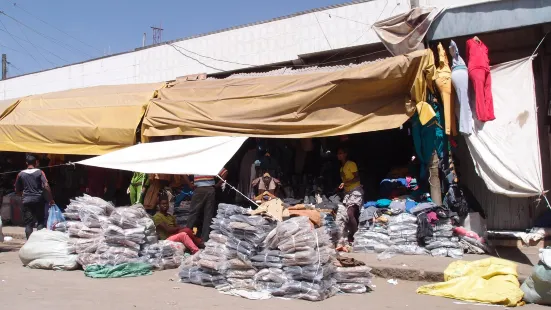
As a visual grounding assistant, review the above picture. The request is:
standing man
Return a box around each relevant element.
[15,155,55,239]
[184,168,228,242]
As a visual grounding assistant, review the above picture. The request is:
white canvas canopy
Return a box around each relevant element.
[465,57,544,197]
[78,136,248,175]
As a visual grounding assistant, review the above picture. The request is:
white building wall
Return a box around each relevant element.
[0,0,411,100]
[420,0,502,8]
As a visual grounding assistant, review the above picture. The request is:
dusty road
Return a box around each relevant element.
[0,247,542,310]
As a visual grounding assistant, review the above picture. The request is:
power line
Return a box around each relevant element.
[12,2,102,53]
[317,0,392,65]
[8,62,22,74]
[14,21,57,67]
[0,17,41,68]
[314,13,332,49]
[0,42,23,53]
[169,44,224,72]
[0,11,94,58]
[0,27,69,63]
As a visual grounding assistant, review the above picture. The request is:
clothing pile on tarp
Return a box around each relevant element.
[140,240,185,270]
[19,229,79,270]
[522,248,551,305]
[334,257,373,293]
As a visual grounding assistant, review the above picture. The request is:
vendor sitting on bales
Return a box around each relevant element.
[153,191,203,254]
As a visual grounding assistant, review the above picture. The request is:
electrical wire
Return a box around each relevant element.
[0,42,23,53]
[0,17,41,68]
[317,1,393,65]
[15,21,57,67]
[0,27,69,63]
[8,62,22,74]
[169,44,224,72]
[12,2,102,54]
[314,13,332,49]
[0,11,94,58]
[0,162,75,176]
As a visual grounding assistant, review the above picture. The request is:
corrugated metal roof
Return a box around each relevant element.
[207,57,389,79]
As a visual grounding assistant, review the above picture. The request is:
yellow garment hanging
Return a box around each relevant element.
[435,42,457,136]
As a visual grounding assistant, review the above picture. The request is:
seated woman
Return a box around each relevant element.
[153,191,203,254]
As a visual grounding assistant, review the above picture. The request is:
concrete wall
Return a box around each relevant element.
[0,0,410,100]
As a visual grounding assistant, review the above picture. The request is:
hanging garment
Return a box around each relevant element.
[466,38,495,122]
[411,93,445,181]
[237,149,257,201]
[435,42,457,136]
[449,40,473,135]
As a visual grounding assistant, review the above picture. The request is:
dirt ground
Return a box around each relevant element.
[0,247,543,310]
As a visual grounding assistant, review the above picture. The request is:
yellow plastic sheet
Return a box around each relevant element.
[417,258,524,307]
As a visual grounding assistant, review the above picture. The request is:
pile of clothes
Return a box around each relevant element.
[352,207,390,253]
[78,205,153,267]
[415,205,463,258]
[333,257,373,293]
[62,195,113,264]
[384,213,427,257]
[180,203,249,287]
[264,216,337,301]
[140,240,185,270]
[181,203,369,301]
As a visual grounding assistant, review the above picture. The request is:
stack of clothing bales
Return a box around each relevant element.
[77,205,155,268]
[333,257,373,293]
[264,216,338,301]
[140,240,185,270]
[425,218,462,258]
[64,196,113,262]
[180,203,248,287]
[353,207,391,253]
[224,213,276,291]
[379,213,427,258]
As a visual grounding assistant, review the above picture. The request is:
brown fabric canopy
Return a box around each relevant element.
[0,83,165,155]
[142,49,434,139]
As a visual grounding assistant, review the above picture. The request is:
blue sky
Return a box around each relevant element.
[0,0,353,77]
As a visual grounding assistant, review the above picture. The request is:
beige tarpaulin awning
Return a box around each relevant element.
[142,49,435,139]
[0,97,21,120]
[0,83,165,155]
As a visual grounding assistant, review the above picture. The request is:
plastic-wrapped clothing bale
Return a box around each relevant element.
[253,268,288,292]
[140,240,184,270]
[424,219,462,258]
[251,249,283,269]
[334,265,373,293]
[68,236,104,254]
[68,225,103,239]
[335,204,348,246]
[179,266,227,287]
[353,212,391,253]
[174,200,193,227]
[265,216,337,301]
[108,206,149,229]
[377,213,428,259]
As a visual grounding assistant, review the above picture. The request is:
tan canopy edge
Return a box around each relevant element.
[142,49,434,139]
[0,97,21,120]
[0,83,165,155]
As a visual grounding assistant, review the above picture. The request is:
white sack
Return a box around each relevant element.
[466,57,544,197]
[19,230,78,271]
[78,136,247,175]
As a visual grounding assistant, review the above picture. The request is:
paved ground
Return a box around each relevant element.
[0,245,544,310]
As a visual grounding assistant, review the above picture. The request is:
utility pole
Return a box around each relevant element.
[2,54,6,80]
[151,24,164,44]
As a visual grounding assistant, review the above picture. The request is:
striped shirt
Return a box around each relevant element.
[194,168,227,188]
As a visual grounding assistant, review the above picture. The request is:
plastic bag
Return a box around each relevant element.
[47,205,66,231]
[336,283,368,293]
